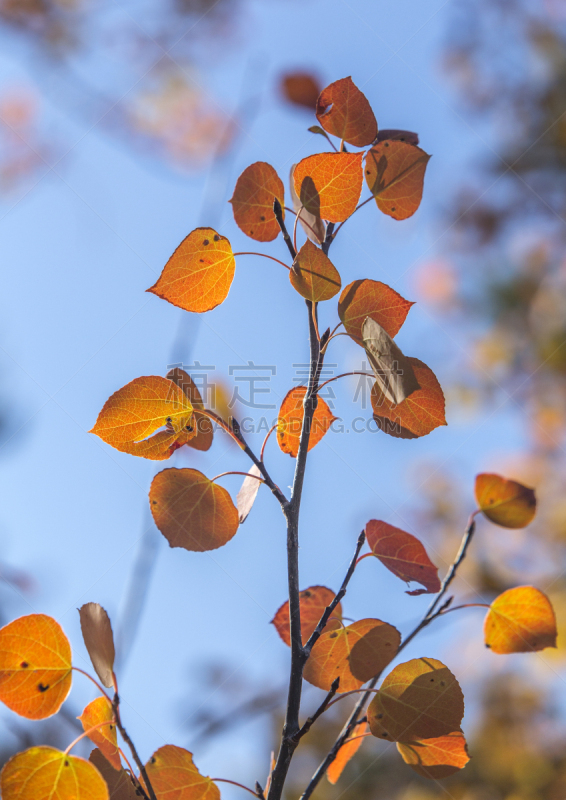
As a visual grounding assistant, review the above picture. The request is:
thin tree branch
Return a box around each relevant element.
[112,693,157,800]
[274,199,297,260]
[229,418,289,509]
[295,677,340,741]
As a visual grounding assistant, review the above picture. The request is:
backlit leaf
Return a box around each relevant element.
[167,368,214,452]
[365,520,441,595]
[149,468,239,552]
[291,240,341,302]
[371,357,446,438]
[229,162,284,242]
[236,464,262,524]
[368,658,464,742]
[78,603,115,690]
[293,153,363,223]
[277,387,337,457]
[272,586,343,647]
[327,722,369,784]
[362,317,420,405]
[316,77,377,147]
[0,614,71,719]
[365,141,430,220]
[78,696,120,770]
[147,228,235,313]
[304,619,401,693]
[290,164,326,245]
[475,473,536,528]
[397,731,470,779]
[145,745,220,800]
[1,747,109,800]
[89,749,139,800]
[280,72,321,110]
[484,586,557,654]
[338,279,414,343]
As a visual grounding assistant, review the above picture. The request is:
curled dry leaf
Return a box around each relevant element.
[167,368,213,452]
[371,357,446,439]
[304,618,401,693]
[338,279,414,343]
[277,386,337,457]
[78,603,115,689]
[362,317,420,406]
[272,586,343,647]
[397,731,470,779]
[150,468,239,552]
[147,227,235,313]
[365,520,441,595]
[90,749,139,800]
[368,657,464,742]
[291,240,341,302]
[145,745,220,800]
[293,152,363,222]
[0,614,72,719]
[78,696,120,770]
[327,722,369,784]
[484,586,557,654]
[290,164,326,245]
[365,140,430,220]
[236,463,263,524]
[280,72,321,110]
[316,76,378,147]
[229,162,284,242]
[0,747,109,800]
[475,473,536,528]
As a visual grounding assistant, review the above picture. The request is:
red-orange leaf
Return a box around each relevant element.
[147,227,235,313]
[397,731,470,779]
[338,279,414,343]
[78,696,120,770]
[365,520,441,595]
[149,468,239,552]
[272,586,343,647]
[371,358,446,438]
[1,747,109,800]
[145,745,220,800]
[327,722,369,784]
[484,586,557,654]
[0,614,72,719]
[277,387,337,457]
[280,72,321,110]
[90,749,139,800]
[229,162,284,242]
[304,619,401,693]
[365,141,431,220]
[316,77,377,147]
[293,153,363,222]
[475,473,536,528]
[167,368,214,452]
[291,240,341,302]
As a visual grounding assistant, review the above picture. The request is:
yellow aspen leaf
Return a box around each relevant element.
[362,317,420,406]
[475,473,536,528]
[338,279,414,343]
[365,520,441,595]
[145,745,220,800]
[0,747,109,800]
[371,357,446,438]
[277,386,337,457]
[167,368,214,452]
[230,162,284,242]
[149,468,239,552]
[236,464,262,524]
[293,152,363,222]
[365,140,431,220]
[272,586,343,647]
[327,722,369,784]
[78,603,115,689]
[316,77,377,147]
[304,618,401,693]
[89,749,139,800]
[368,658,464,742]
[0,614,71,719]
[397,731,470,779]
[484,586,557,654]
[147,227,235,313]
[78,696,120,770]
[290,240,341,302]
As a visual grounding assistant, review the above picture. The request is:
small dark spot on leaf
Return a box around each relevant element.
[186,425,193,432]
[213,234,220,241]
[166,417,172,424]
[20,662,28,669]
[64,760,69,767]
[249,229,254,234]
[485,643,491,649]
[152,500,157,505]
[382,732,388,737]
[203,239,209,246]
[38,683,49,692]
[440,681,445,686]
[200,259,204,263]
[329,632,338,639]
[420,565,424,569]
[384,142,389,147]
[366,170,370,174]
[376,714,383,719]
[430,678,434,682]
[260,215,265,221]
[391,206,396,211]
[302,590,311,597]
[151,757,156,764]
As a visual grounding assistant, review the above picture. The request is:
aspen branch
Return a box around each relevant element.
[112,693,157,800]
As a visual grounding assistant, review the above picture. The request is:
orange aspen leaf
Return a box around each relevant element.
[236,464,262,524]
[149,467,239,552]
[78,603,115,689]
[89,749,139,800]
[316,77,377,147]
[475,473,536,528]
[371,357,446,438]
[277,386,337,457]
[365,520,441,595]
[338,279,414,343]
[290,164,325,245]
[368,658,464,742]
[272,586,343,647]
[365,140,431,220]
[145,745,220,800]
[327,722,369,784]
[484,586,557,654]
[304,618,401,693]
[362,317,420,406]
[167,368,214,452]
[0,614,72,719]
[290,240,341,302]
[229,162,285,242]
[293,152,363,222]
[78,696,120,770]
[147,227,235,313]
[397,731,470,779]
[0,747,109,800]
[280,72,321,110]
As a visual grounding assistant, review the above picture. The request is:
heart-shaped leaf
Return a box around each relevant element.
[338,279,414,343]
[365,141,430,220]
[145,745,220,800]
[293,153,363,222]
[230,162,284,242]
[277,387,337,457]
[78,696,120,770]
[362,317,420,405]
[1,747,109,800]
[272,586,343,647]
[475,473,536,528]
[365,520,441,595]
[397,731,470,779]
[316,77,377,147]
[291,240,341,302]
[89,749,139,800]
[484,586,557,653]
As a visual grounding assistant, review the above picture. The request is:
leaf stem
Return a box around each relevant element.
[71,667,112,704]
[211,470,266,484]
[212,779,260,797]
[260,424,277,462]
[316,372,374,393]
[234,252,291,272]
[283,207,324,240]
[64,721,114,755]
[438,602,490,616]
[332,196,374,240]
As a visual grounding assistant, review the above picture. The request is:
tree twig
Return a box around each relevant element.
[112,693,157,800]
[295,677,340,741]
